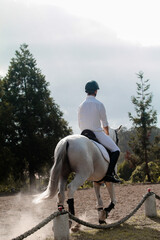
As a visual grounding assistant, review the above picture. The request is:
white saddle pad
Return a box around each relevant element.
[92,140,110,163]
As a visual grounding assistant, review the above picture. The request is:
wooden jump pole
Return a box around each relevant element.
[145,188,157,217]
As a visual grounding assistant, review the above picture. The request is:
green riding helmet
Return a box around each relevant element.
[85,80,100,93]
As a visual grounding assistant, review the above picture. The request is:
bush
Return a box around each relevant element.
[0,175,22,193]
[118,160,134,181]
[148,161,160,182]
[130,161,160,183]
[130,164,146,183]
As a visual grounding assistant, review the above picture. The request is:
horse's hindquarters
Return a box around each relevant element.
[67,135,109,182]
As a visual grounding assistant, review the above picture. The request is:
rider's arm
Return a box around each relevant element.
[99,103,109,132]
[99,102,109,135]
[103,126,109,135]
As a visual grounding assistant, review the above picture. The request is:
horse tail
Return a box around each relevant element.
[34,139,69,203]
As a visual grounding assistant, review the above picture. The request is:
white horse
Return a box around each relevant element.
[34,126,121,224]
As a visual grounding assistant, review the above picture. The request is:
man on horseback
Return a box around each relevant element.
[78,80,121,183]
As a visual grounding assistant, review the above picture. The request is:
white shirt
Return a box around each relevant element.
[78,96,108,132]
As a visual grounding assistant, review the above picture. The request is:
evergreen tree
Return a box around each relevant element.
[0,78,15,184]
[1,44,72,188]
[128,72,157,182]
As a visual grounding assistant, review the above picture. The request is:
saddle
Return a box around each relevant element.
[81,129,111,157]
[81,129,100,143]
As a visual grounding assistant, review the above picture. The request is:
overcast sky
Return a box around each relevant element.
[1,0,160,133]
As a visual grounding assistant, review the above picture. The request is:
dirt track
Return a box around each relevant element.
[0,183,160,240]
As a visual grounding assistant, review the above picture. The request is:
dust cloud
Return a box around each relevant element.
[0,193,57,240]
[0,193,104,239]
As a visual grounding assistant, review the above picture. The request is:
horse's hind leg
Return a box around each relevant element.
[57,176,67,209]
[67,173,88,215]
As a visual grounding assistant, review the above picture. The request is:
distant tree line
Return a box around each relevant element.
[0,44,72,192]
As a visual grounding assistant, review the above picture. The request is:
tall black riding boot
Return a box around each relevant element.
[104,151,121,183]
[107,151,120,175]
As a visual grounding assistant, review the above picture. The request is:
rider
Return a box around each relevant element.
[78,80,121,183]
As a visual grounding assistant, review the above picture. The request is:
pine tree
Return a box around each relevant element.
[0,78,15,184]
[128,72,157,182]
[1,44,72,188]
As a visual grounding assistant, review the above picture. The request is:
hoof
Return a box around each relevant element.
[71,223,81,232]
[98,208,108,221]
[99,220,106,225]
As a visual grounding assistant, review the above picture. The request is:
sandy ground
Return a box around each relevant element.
[0,183,160,240]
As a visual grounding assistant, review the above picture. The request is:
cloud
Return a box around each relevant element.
[1,0,160,132]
